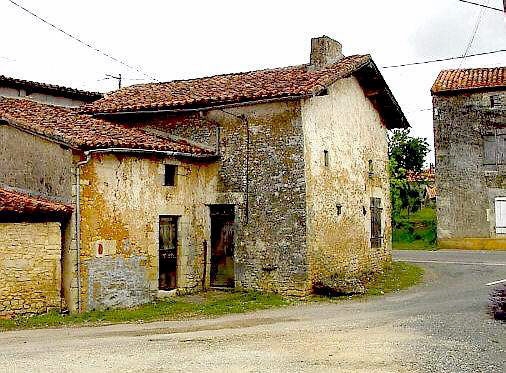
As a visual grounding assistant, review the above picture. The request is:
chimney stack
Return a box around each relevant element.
[310,36,344,69]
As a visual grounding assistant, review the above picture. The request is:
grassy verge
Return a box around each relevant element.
[393,207,437,250]
[0,291,289,332]
[0,262,423,332]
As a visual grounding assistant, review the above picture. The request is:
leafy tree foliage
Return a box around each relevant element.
[388,129,429,174]
[388,129,430,225]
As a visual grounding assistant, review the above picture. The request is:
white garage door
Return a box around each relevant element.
[495,197,506,234]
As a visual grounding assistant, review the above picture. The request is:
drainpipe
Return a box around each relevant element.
[74,153,91,313]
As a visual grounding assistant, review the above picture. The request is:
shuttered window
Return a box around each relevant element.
[495,198,506,234]
[370,197,383,248]
[483,134,506,167]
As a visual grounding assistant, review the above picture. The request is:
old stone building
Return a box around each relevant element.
[1,36,408,314]
[432,67,506,249]
[0,75,101,107]
[0,187,72,317]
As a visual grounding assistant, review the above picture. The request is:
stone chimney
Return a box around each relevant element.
[310,36,344,69]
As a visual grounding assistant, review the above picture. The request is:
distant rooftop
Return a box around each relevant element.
[0,75,103,102]
[431,67,505,95]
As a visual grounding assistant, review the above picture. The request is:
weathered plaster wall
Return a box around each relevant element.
[0,222,62,318]
[301,77,392,287]
[78,153,220,310]
[433,90,506,249]
[0,87,86,107]
[0,124,73,200]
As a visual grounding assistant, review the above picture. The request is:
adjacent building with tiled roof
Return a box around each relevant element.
[0,74,102,107]
[0,187,73,221]
[431,67,505,95]
[1,36,409,315]
[432,66,506,250]
[0,97,215,156]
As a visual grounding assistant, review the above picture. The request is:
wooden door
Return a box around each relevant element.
[159,216,178,290]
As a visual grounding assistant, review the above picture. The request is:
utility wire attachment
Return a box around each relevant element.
[105,73,122,89]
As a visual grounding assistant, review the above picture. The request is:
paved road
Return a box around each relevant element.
[0,250,504,373]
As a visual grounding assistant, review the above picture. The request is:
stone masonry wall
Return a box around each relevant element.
[0,222,62,318]
[301,77,392,288]
[120,101,310,296]
[433,89,506,249]
[207,102,309,295]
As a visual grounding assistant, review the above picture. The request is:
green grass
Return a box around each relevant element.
[309,261,424,302]
[366,261,424,296]
[0,262,424,332]
[0,291,289,332]
[393,206,437,250]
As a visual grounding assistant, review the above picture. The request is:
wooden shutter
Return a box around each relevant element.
[370,197,383,248]
[483,135,497,165]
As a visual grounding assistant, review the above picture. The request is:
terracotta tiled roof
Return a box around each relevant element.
[83,55,371,113]
[0,75,102,102]
[0,187,73,220]
[0,97,215,156]
[406,168,435,183]
[432,67,505,94]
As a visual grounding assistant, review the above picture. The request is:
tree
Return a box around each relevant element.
[388,129,430,223]
[388,129,429,175]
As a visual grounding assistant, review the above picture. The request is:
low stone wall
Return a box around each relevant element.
[0,222,62,318]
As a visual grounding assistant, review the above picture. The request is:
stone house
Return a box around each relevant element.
[0,74,101,107]
[0,187,72,318]
[432,66,506,249]
[1,36,408,313]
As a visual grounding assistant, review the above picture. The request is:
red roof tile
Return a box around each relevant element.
[0,75,102,102]
[0,187,73,220]
[432,67,505,94]
[83,55,371,113]
[0,97,215,156]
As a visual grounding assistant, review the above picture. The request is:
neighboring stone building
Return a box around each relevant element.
[432,66,506,249]
[0,187,72,318]
[1,36,408,313]
[0,75,101,107]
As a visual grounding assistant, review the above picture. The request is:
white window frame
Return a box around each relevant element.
[494,197,506,234]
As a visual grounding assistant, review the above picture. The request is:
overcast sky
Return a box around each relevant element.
[1,0,505,163]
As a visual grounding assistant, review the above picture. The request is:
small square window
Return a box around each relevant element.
[491,95,502,108]
[164,164,177,186]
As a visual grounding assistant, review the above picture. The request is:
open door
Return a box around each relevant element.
[210,205,235,287]
[159,216,178,290]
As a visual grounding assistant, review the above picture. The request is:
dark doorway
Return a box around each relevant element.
[210,205,235,287]
[159,216,178,290]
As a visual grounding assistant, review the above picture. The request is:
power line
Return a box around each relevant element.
[457,0,504,12]
[459,0,487,67]
[382,48,506,69]
[7,0,159,82]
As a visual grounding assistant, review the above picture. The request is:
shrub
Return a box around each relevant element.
[489,284,506,321]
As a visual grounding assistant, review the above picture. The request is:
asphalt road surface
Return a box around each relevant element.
[0,250,504,373]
